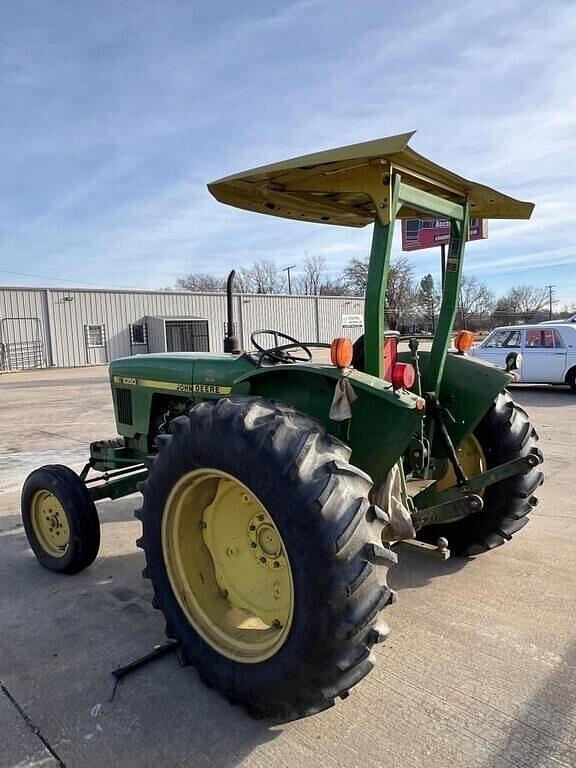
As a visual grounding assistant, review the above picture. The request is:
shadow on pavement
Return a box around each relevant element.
[0,533,281,768]
[390,546,469,591]
[482,638,576,767]
[97,495,140,525]
[511,385,575,408]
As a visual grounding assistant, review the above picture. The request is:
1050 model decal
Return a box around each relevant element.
[113,376,231,395]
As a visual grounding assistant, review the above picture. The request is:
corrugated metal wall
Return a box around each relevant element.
[0,288,52,370]
[0,286,365,370]
[318,296,365,343]
[47,288,230,367]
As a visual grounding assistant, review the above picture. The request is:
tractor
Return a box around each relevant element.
[21,132,543,721]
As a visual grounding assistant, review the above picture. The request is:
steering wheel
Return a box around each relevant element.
[250,330,313,364]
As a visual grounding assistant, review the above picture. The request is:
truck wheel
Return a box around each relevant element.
[566,367,576,394]
[418,391,543,556]
[21,465,100,574]
[136,396,396,721]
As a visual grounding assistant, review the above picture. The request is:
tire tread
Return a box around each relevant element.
[137,396,394,722]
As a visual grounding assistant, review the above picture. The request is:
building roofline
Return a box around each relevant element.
[0,285,364,301]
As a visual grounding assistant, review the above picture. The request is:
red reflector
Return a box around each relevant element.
[383,336,398,381]
[392,362,415,390]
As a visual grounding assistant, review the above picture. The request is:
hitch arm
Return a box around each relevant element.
[412,448,543,516]
[412,493,483,529]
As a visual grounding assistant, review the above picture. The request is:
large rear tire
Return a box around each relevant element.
[418,391,543,555]
[137,396,396,721]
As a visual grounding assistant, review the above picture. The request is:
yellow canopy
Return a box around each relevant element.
[208,131,534,228]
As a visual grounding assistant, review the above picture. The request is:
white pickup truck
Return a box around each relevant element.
[469,323,576,393]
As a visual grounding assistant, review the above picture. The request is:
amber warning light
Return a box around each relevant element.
[330,337,354,368]
[454,330,476,354]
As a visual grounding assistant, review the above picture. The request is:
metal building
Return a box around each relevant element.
[0,286,365,371]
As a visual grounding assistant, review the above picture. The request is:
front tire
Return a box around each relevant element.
[418,392,543,556]
[21,465,100,574]
[137,396,396,721]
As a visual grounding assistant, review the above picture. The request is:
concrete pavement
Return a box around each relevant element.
[1,367,575,768]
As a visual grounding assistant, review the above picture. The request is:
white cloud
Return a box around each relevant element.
[0,0,575,300]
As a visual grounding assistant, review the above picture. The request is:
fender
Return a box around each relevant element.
[399,350,512,456]
[235,364,423,487]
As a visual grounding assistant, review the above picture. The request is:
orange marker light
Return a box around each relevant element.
[455,330,475,354]
[330,337,353,368]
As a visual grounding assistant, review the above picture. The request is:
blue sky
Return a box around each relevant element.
[1,0,575,307]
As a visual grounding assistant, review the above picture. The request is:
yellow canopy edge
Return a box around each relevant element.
[208,131,534,228]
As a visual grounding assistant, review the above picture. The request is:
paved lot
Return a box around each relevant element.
[1,366,575,768]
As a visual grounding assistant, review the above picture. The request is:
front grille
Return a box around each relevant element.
[116,387,133,425]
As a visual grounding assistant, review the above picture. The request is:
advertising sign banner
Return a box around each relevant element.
[401,218,487,251]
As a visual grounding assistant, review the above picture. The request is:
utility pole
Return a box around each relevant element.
[459,292,467,330]
[283,265,296,295]
[545,284,556,320]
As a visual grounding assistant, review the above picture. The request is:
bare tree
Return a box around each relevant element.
[175,274,225,292]
[292,254,350,295]
[341,254,416,326]
[496,285,549,317]
[293,254,326,295]
[319,278,351,296]
[342,256,369,295]
[235,268,254,294]
[239,260,286,294]
[386,256,417,329]
[459,275,495,328]
[176,260,286,294]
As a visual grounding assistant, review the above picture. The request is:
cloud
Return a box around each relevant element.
[0,0,575,303]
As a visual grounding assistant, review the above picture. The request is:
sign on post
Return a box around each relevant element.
[401,218,487,251]
[342,314,364,328]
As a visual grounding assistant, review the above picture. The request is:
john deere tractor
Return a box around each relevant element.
[22,132,543,721]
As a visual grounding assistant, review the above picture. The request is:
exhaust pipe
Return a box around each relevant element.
[223,270,241,354]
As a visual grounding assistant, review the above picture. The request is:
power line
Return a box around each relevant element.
[0,268,149,291]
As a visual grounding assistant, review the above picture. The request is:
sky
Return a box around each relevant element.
[1,0,575,307]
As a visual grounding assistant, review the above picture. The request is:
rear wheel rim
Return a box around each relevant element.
[436,434,487,494]
[30,490,70,558]
[162,468,294,663]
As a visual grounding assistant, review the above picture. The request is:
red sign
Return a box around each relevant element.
[401,218,487,251]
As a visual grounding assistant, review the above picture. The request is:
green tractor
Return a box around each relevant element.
[22,132,543,721]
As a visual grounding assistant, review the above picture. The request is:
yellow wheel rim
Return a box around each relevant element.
[30,490,71,558]
[162,469,294,663]
[436,434,487,494]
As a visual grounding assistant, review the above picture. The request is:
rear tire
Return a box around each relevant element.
[137,396,396,721]
[566,367,576,394]
[418,391,543,556]
[21,465,100,574]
